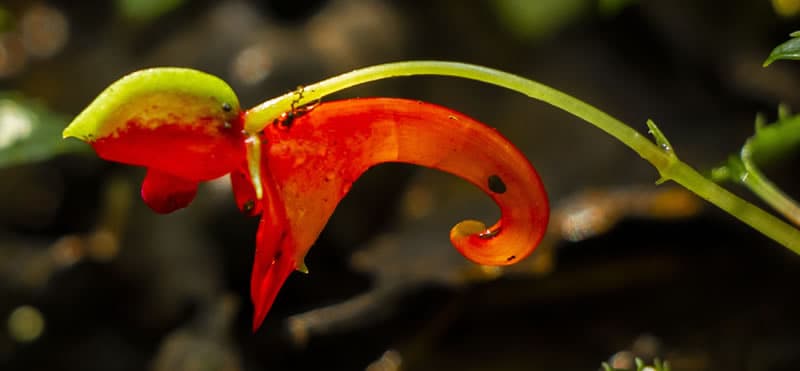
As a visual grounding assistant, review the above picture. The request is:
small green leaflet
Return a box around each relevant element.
[764,31,800,66]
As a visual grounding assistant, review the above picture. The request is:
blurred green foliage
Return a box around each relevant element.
[0,6,12,32]
[598,0,639,16]
[491,0,587,41]
[601,357,671,371]
[491,0,642,41]
[116,0,186,22]
[0,93,88,168]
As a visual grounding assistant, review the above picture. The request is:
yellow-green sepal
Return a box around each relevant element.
[62,67,240,141]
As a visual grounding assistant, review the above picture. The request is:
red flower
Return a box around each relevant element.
[64,69,549,331]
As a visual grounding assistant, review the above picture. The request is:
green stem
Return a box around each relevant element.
[245,61,800,253]
[711,109,800,227]
[740,139,800,226]
[739,160,800,226]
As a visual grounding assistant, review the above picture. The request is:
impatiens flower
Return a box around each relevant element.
[63,68,244,213]
[63,68,549,331]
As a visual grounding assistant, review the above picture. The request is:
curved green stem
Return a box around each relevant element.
[245,61,800,253]
[740,155,800,226]
[713,141,800,227]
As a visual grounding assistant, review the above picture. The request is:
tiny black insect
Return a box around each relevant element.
[274,104,317,128]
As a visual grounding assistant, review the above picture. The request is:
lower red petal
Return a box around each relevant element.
[250,214,295,331]
[141,169,199,213]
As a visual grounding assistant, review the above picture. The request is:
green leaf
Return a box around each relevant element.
[0,93,88,168]
[747,110,800,166]
[764,31,800,66]
[711,108,800,180]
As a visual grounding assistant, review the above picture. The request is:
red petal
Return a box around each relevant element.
[91,120,244,182]
[88,109,245,212]
[250,217,295,332]
[230,165,263,216]
[245,164,297,331]
[260,98,548,267]
[141,169,198,213]
[249,174,295,331]
[245,97,548,330]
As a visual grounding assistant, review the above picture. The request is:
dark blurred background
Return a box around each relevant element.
[2,0,800,370]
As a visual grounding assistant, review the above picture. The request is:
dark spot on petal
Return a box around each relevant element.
[272,250,283,265]
[488,175,506,194]
[507,255,516,262]
[243,200,255,212]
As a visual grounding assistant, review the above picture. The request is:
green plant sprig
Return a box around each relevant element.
[601,357,671,371]
[245,61,800,253]
[712,106,800,226]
